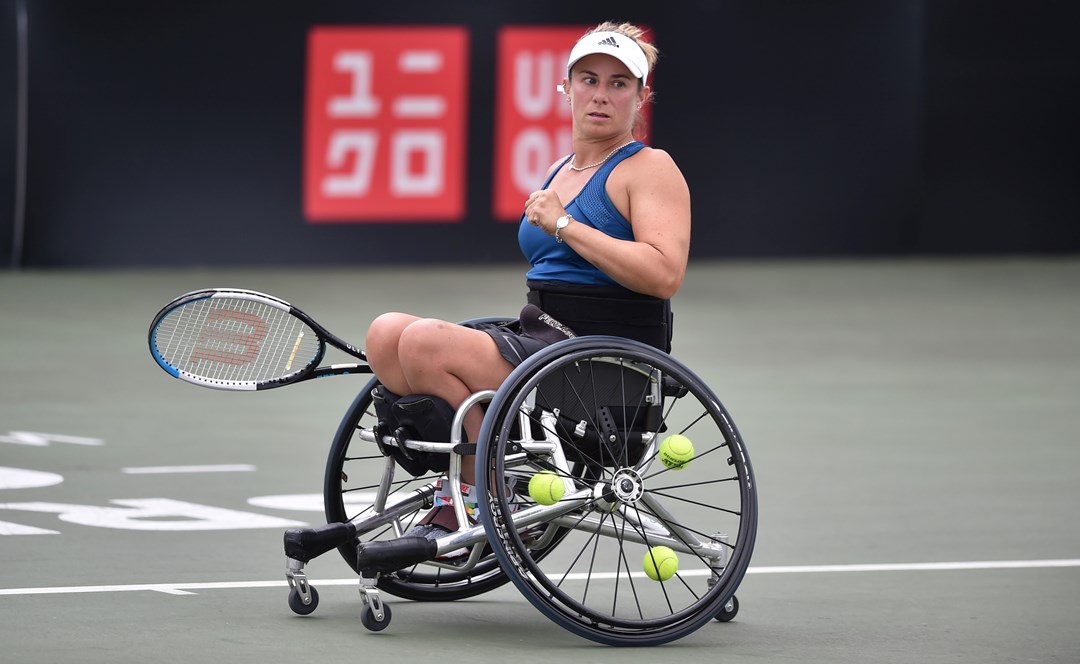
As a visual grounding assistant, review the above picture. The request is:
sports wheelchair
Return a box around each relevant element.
[282,331,757,647]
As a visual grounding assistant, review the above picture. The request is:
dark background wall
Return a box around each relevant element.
[1,0,1077,268]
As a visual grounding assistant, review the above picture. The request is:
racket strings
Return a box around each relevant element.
[155,298,322,384]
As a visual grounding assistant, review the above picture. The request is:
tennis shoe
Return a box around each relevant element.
[403,521,469,560]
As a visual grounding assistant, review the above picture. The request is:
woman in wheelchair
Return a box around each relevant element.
[364,21,690,540]
[285,22,753,644]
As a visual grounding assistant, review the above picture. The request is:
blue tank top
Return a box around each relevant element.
[519,142,646,286]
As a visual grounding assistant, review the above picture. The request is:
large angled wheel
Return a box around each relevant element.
[476,337,757,646]
[323,376,510,601]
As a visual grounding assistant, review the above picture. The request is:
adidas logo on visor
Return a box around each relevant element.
[597,36,619,47]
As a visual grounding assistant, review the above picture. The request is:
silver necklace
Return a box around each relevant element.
[567,140,635,172]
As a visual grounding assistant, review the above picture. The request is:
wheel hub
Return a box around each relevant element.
[609,468,644,505]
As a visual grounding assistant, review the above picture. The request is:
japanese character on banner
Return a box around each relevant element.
[304,27,468,222]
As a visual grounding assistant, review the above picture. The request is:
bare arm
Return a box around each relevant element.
[526,148,691,299]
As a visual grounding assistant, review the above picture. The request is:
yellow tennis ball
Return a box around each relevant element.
[528,470,564,506]
[643,546,679,582]
[659,434,694,470]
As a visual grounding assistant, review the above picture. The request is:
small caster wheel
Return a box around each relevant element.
[715,594,739,622]
[360,603,392,632]
[288,586,320,615]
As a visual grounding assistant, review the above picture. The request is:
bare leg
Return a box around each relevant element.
[365,312,422,396]
[366,313,514,485]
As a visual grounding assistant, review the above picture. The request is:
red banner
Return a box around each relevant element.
[491,26,584,222]
[304,27,469,222]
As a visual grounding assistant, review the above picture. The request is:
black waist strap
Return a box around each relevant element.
[526,281,673,352]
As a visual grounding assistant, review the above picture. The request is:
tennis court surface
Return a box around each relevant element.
[2,259,1078,663]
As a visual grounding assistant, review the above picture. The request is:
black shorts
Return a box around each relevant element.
[471,321,549,366]
[467,303,577,367]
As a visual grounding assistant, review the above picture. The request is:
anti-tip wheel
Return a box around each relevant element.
[288,586,320,616]
[360,603,392,632]
[715,595,739,622]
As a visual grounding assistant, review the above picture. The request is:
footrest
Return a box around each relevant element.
[284,523,357,563]
[357,537,438,574]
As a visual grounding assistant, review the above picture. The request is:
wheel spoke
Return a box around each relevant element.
[641,442,730,482]
[613,515,645,619]
[649,476,739,492]
[553,509,606,588]
[645,489,742,517]
[631,501,739,554]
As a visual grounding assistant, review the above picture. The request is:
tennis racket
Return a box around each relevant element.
[148,288,372,391]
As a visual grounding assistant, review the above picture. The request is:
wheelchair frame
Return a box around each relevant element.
[284,334,757,646]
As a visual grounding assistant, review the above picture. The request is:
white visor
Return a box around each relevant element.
[567,31,649,87]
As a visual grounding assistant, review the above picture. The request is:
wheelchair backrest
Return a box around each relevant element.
[534,356,663,468]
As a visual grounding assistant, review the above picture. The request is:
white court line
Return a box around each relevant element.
[744,559,1080,574]
[121,465,257,474]
[1,559,1077,597]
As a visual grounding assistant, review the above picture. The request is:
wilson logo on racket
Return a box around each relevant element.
[190,308,269,366]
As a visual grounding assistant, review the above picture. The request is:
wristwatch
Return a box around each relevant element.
[554,214,573,243]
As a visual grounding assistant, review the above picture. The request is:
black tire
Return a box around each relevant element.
[288,586,319,616]
[360,602,392,631]
[323,377,510,602]
[715,595,739,622]
[477,337,757,646]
